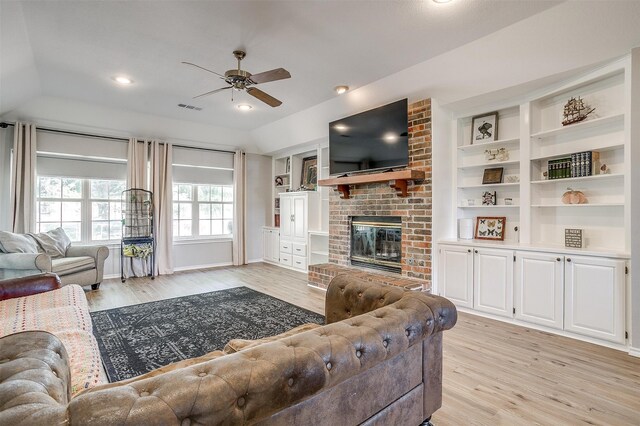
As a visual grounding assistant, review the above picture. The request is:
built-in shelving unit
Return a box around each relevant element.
[308,230,329,266]
[451,59,628,254]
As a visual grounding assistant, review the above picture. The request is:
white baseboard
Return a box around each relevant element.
[173,262,233,272]
[103,273,120,280]
[247,258,264,264]
[629,347,640,358]
[307,283,328,292]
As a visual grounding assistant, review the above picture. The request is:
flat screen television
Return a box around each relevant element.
[329,98,408,176]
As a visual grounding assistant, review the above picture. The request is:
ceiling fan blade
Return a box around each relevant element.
[193,86,232,99]
[246,87,283,107]
[248,68,291,85]
[182,61,225,78]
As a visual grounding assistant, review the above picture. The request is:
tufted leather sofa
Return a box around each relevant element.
[0,274,457,425]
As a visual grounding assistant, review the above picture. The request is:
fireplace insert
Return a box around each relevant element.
[350,216,401,273]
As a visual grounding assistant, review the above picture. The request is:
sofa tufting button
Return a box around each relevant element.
[140,391,150,397]
[181,419,191,426]
[326,362,332,370]
[380,298,384,303]
[358,292,362,297]
[383,340,389,348]
[198,372,206,377]
[346,310,351,316]
[356,350,362,358]
[406,329,411,337]
[288,378,294,386]
[52,370,58,377]
[426,318,432,326]
[237,396,246,408]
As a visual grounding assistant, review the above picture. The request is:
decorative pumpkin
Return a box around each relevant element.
[562,188,588,204]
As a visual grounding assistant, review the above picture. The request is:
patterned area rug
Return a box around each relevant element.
[91,287,325,382]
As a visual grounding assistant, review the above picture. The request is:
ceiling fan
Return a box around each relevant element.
[182,50,291,107]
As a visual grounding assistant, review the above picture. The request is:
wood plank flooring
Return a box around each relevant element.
[86,263,640,425]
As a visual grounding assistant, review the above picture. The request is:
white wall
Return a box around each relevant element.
[629,48,640,355]
[245,153,272,262]
[253,1,640,155]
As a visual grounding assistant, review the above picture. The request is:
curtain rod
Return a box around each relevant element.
[0,121,236,154]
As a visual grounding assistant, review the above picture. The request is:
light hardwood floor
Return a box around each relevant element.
[86,263,640,425]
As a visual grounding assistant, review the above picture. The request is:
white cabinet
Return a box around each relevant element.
[278,192,320,271]
[439,244,474,308]
[473,248,514,318]
[514,251,564,330]
[564,255,625,344]
[262,227,280,263]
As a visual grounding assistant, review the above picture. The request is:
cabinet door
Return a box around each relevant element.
[514,251,563,329]
[564,255,625,344]
[292,196,307,240]
[473,248,514,318]
[438,245,474,308]
[270,231,280,262]
[262,229,271,261]
[280,196,292,239]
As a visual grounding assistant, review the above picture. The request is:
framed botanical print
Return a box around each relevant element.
[471,112,498,144]
[475,216,506,241]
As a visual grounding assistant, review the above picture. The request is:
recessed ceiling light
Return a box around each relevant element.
[237,104,253,111]
[113,76,133,85]
[334,85,349,95]
[433,0,452,3]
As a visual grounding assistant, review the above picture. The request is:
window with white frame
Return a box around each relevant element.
[172,183,233,238]
[36,176,126,243]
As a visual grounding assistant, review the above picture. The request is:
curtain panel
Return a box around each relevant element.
[10,122,37,233]
[232,149,246,266]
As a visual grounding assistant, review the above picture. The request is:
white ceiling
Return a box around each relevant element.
[0,0,560,131]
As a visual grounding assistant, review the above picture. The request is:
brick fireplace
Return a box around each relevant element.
[309,98,432,290]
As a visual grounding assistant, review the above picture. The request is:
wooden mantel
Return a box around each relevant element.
[318,169,425,199]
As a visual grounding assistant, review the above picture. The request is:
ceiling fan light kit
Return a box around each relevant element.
[112,76,133,85]
[183,50,291,107]
[236,104,252,111]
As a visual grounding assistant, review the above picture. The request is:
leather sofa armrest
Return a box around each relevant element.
[0,331,70,425]
[0,252,52,272]
[0,273,61,301]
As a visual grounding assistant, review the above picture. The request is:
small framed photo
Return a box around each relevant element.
[301,156,318,190]
[471,112,498,144]
[482,191,497,206]
[475,216,506,241]
[482,167,504,184]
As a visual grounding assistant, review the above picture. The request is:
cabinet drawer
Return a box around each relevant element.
[279,241,293,254]
[279,253,293,266]
[292,255,307,271]
[292,243,307,256]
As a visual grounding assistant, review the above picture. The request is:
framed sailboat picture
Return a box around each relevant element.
[475,216,506,241]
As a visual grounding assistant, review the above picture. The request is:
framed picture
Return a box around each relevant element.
[482,167,504,184]
[274,197,280,209]
[301,156,318,190]
[285,157,291,173]
[471,112,498,144]
[475,216,506,241]
[482,191,496,206]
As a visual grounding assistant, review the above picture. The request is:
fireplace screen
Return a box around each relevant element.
[351,217,401,273]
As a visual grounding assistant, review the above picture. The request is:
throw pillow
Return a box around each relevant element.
[28,227,72,258]
[0,231,40,254]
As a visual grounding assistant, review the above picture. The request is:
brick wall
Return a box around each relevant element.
[327,98,432,283]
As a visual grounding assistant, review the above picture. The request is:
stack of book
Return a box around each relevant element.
[548,151,600,180]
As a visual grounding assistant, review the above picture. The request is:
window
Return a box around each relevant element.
[36,177,83,241]
[173,183,233,238]
[90,180,125,241]
[36,176,126,243]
